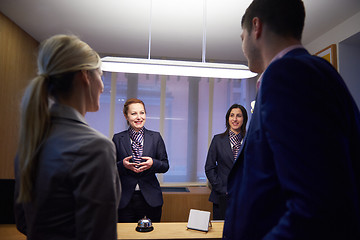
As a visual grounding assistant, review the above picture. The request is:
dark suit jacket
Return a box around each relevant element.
[112,128,169,208]
[205,133,234,204]
[223,48,360,240]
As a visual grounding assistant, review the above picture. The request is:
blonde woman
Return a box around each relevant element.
[14,35,121,240]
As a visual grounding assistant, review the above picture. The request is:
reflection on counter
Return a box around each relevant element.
[161,187,189,192]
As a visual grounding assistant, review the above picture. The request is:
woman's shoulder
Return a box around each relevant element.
[213,132,227,140]
[144,128,159,135]
[73,125,114,150]
[113,130,128,138]
[44,122,115,164]
[144,129,163,141]
[144,128,161,136]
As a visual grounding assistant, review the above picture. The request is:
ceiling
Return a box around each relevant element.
[1,0,360,64]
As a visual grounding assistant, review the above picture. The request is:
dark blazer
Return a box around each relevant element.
[112,128,169,209]
[223,48,360,240]
[205,133,234,204]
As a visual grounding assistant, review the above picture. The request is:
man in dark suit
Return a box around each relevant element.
[223,0,360,239]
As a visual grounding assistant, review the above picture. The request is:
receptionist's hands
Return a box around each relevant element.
[136,157,153,173]
[123,156,139,172]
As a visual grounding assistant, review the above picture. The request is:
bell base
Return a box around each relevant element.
[136,226,154,232]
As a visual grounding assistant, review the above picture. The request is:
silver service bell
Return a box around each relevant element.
[136,216,154,232]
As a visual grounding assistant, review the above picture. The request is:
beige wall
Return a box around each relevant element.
[0,12,39,179]
[305,11,360,57]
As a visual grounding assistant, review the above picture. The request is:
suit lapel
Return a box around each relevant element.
[236,134,247,161]
[121,131,132,156]
[220,134,234,163]
[226,138,234,162]
[142,128,152,156]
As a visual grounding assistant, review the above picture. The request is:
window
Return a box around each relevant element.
[85,72,257,184]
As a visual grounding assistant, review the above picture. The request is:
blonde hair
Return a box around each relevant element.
[17,34,101,202]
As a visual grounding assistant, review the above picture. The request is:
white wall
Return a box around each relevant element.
[304,10,360,109]
[339,37,360,108]
[305,11,360,55]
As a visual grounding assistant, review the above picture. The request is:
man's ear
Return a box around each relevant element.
[252,17,262,39]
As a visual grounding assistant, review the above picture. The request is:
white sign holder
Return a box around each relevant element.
[187,209,211,232]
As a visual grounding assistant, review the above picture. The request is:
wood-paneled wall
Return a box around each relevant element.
[161,187,213,222]
[0,12,39,179]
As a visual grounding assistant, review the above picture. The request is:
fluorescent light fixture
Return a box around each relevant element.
[101,57,257,79]
[101,1,257,79]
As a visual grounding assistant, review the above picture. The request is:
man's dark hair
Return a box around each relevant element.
[241,0,305,40]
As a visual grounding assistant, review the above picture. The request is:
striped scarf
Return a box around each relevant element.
[128,127,144,165]
[229,130,242,161]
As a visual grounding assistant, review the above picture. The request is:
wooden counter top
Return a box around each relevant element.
[0,221,224,240]
[0,225,26,240]
[117,221,224,240]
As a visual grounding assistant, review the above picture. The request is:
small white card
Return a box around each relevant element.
[187,209,211,232]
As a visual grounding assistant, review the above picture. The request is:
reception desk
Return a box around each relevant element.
[117,221,224,240]
[0,225,26,240]
[0,222,223,240]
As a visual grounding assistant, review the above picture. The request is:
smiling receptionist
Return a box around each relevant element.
[112,98,169,223]
[205,104,248,220]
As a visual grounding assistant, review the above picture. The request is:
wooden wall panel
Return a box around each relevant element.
[161,187,213,222]
[0,12,38,179]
